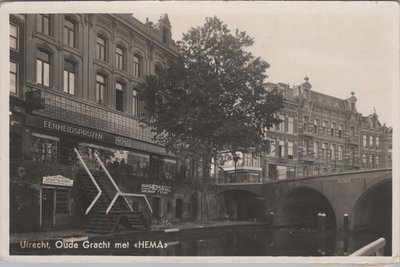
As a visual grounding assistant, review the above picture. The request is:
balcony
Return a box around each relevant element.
[346,136,359,145]
[28,86,156,144]
[299,128,314,138]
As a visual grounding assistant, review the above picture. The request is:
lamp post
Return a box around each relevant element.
[232,152,241,183]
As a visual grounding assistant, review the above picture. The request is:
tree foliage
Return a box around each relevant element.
[140,17,283,161]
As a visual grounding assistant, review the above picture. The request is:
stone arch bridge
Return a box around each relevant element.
[217,169,392,230]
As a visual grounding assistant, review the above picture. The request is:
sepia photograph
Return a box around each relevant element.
[2,1,399,263]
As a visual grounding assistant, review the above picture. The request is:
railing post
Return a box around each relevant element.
[343,213,349,233]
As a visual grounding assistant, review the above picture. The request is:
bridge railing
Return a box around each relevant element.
[350,238,386,256]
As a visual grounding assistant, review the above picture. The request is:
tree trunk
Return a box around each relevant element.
[200,154,211,221]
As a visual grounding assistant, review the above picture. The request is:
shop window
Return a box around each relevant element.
[127,151,150,177]
[55,188,70,215]
[36,14,51,36]
[31,133,58,162]
[10,23,18,50]
[133,54,142,77]
[10,61,17,94]
[64,17,76,48]
[115,82,124,111]
[63,60,76,95]
[36,49,51,87]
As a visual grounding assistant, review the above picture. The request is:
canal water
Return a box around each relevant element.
[11,227,391,256]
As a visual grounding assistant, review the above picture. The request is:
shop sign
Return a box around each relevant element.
[42,175,74,187]
[141,184,172,195]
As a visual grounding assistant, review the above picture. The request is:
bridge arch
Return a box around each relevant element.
[274,186,336,228]
[217,189,264,221]
[350,179,392,230]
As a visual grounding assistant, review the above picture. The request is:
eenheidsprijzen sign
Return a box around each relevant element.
[42,175,74,187]
[141,184,172,195]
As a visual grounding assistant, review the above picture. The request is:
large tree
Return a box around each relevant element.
[140,17,283,220]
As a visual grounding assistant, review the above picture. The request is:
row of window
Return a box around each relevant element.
[303,140,344,161]
[362,153,380,168]
[268,140,294,159]
[362,135,380,148]
[307,117,345,138]
[268,115,295,134]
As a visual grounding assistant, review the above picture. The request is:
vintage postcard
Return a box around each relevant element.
[1,1,399,264]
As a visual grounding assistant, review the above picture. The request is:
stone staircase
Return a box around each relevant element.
[77,170,149,234]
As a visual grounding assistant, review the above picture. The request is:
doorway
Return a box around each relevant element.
[176,199,183,220]
[41,188,54,230]
[152,197,161,220]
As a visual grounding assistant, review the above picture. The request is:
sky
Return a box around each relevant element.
[129,1,398,126]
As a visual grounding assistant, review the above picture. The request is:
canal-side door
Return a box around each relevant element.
[41,188,55,230]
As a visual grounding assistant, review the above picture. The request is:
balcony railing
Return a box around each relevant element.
[29,87,156,144]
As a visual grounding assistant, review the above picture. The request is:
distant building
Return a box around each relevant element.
[217,77,392,183]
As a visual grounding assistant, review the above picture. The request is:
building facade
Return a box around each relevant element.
[9,13,213,232]
[217,77,392,183]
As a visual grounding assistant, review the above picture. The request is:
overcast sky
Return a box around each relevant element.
[129,1,398,126]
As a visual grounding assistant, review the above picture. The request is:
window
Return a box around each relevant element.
[36,49,50,87]
[362,153,367,164]
[288,116,294,134]
[313,141,319,158]
[63,60,75,95]
[303,139,309,156]
[369,136,373,147]
[268,140,276,157]
[376,137,380,148]
[64,17,76,47]
[338,145,343,160]
[369,154,374,167]
[351,126,355,137]
[116,46,125,70]
[10,23,18,50]
[303,116,309,132]
[10,61,17,94]
[330,144,336,160]
[31,133,58,162]
[376,155,379,167]
[96,35,106,61]
[338,124,343,138]
[115,82,124,111]
[331,123,335,137]
[279,140,285,158]
[36,14,50,35]
[363,135,367,147]
[96,74,106,104]
[278,115,285,133]
[288,141,294,159]
[322,143,327,160]
[132,89,140,116]
[133,54,142,77]
[322,121,327,135]
[314,119,319,134]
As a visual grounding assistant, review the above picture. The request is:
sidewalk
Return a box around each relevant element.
[10,220,265,244]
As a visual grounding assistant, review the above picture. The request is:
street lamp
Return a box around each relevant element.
[232,152,241,183]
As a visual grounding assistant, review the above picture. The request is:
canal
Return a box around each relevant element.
[11,227,391,256]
